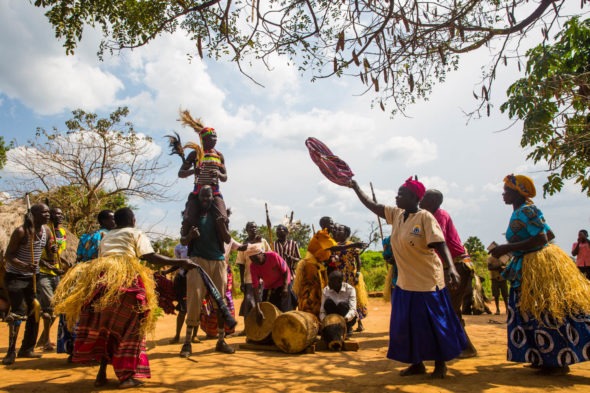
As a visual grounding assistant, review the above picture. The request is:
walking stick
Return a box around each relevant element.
[369,182,384,240]
[265,203,274,251]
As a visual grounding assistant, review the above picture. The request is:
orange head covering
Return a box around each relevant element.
[503,174,536,202]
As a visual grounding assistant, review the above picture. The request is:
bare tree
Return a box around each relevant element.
[4,107,171,235]
[34,0,580,115]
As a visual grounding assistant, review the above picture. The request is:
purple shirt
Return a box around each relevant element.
[250,251,291,290]
[432,208,466,258]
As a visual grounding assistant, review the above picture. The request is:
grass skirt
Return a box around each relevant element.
[520,244,590,324]
[53,256,158,381]
[388,286,466,364]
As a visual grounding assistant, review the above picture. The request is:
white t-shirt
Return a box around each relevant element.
[99,227,155,259]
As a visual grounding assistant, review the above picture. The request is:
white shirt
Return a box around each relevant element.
[319,282,357,322]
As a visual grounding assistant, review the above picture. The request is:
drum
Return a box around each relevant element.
[320,313,347,351]
[272,310,320,353]
[245,302,281,343]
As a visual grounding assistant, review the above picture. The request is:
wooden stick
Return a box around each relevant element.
[265,203,274,251]
[369,182,384,240]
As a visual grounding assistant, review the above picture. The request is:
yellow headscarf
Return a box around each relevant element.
[503,174,536,202]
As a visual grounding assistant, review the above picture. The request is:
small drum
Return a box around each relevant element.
[272,310,320,353]
[320,313,347,351]
[245,302,281,343]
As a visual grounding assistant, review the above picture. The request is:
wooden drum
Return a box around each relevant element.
[245,302,281,343]
[320,313,347,351]
[272,310,320,353]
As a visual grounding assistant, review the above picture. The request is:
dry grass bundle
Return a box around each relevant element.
[520,244,590,324]
[178,109,204,133]
[355,272,369,312]
[54,255,158,336]
[383,265,394,302]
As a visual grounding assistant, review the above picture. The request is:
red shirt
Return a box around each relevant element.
[250,251,291,289]
[572,241,590,267]
[432,208,467,258]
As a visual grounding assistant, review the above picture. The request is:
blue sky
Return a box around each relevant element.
[1,1,589,252]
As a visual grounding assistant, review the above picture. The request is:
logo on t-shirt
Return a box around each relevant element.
[410,225,422,236]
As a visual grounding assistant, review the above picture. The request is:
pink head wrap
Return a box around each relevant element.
[401,176,426,200]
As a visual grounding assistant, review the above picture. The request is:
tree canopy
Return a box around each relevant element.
[464,235,486,255]
[32,0,577,115]
[0,136,11,172]
[501,17,590,196]
[4,107,171,235]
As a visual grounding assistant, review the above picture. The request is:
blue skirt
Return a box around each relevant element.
[507,288,590,367]
[388,286,467,364]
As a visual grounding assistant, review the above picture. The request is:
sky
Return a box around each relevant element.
[1,1,589,252]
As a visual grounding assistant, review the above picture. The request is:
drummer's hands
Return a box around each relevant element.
[255,304,265,323]
[281,287,289,298]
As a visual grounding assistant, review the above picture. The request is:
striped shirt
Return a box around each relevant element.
[7,226,48,276]
[274,239,301,271]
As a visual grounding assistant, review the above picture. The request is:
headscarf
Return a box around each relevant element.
[401,176,426,200]
[503,174,536,202]
[244,243,265,260]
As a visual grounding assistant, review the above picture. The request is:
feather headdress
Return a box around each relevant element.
[178,109,206,163]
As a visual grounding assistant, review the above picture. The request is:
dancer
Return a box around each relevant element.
[36,207,67,352]
[572,229,590,279]
[54,207,196,388]
[180,186,235,357]
[174,111,229,251]
[490,174,590,375]
[2,203,54,365]
[349,177,466,378]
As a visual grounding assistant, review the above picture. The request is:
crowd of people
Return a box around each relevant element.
[2,113,590,387]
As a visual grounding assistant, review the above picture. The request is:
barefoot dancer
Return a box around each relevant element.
[54,208,196,388]
[349,178,466,378]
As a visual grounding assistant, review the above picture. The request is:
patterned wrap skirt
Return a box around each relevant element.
[507,288,590,367]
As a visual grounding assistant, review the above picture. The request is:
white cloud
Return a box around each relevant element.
[0,3,123,115]
[375,136,438,165]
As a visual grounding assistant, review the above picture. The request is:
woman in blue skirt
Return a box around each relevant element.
[349,177,466,378]
[490,174,590,375]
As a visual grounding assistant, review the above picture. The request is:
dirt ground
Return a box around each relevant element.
[1,298,589,393]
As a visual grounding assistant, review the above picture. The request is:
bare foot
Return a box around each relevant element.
[399,363,426,376]
[430,362,447,379]
[119,378,144,389]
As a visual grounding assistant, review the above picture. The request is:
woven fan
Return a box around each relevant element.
[305,137,354,186]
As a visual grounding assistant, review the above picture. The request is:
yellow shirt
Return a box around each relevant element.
[384,206,445,292]
[40,226,66,276]
[99,227,154,259]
